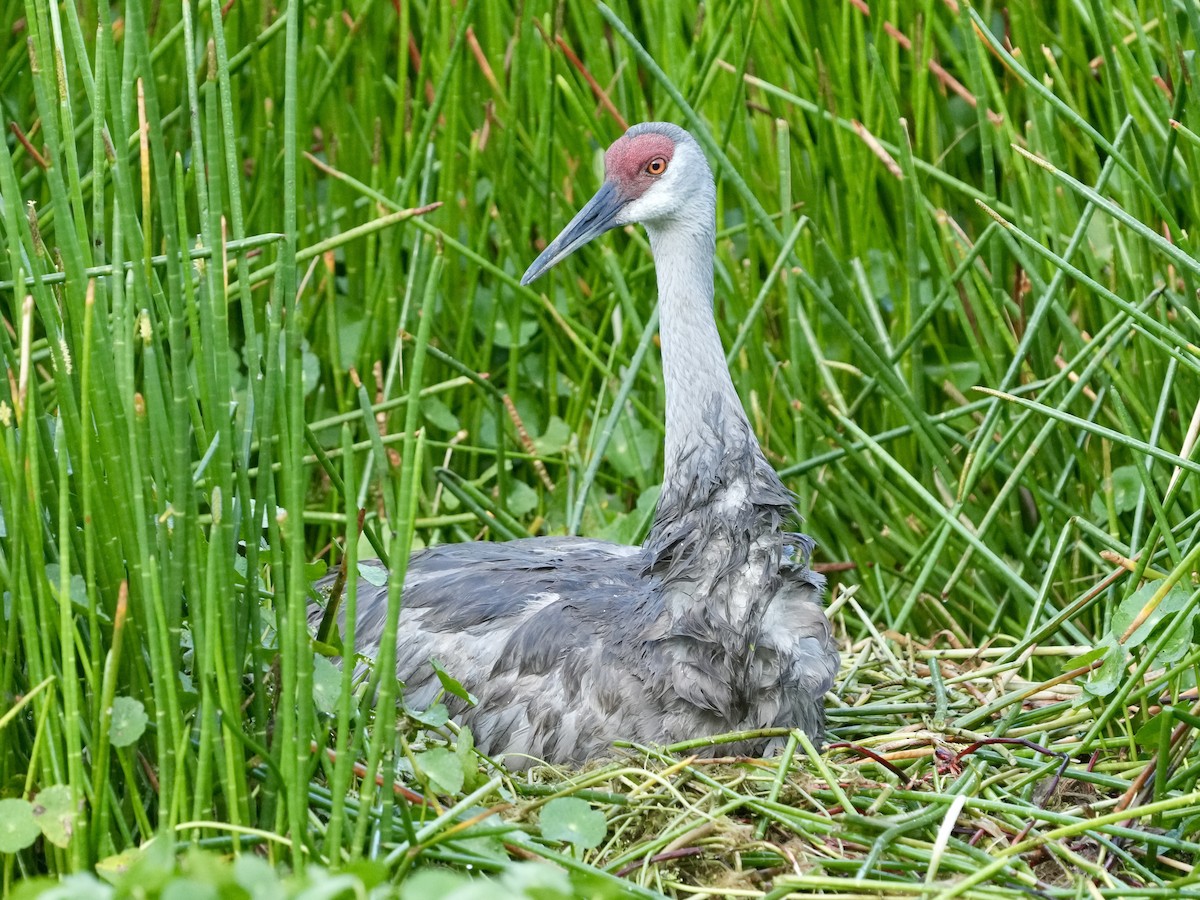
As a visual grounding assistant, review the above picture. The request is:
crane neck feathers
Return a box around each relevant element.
[646,206,784,517]
[642,211,804,633]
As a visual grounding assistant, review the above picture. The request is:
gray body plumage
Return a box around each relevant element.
[314,123,839,768]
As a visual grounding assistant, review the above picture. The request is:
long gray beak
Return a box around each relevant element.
[520,180,626,285]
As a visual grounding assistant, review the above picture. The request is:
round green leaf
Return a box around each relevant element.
[1112,583,1192,661]
[533,416,572,456]
[232,855,280,897]
[406,702,449,728]
[1108,465,1142,514]
[492,317,538,349]
[355,562,388,587]
[162,880,217,900]
[539,797,606,850]
[606,421,655,480]
[415,747,465,794]
[32,785,76,848]
[498,861,572,897]
[505,481,538,518]
[400,870,471,900]
[109,697,148,748]
[456,726,479,792]
[421,396,460,432]
[0,798,40,852]
[95,847,143,883]
[312,653,343,716]
[1084,638,1126,699]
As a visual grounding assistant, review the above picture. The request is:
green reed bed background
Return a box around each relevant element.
[3,0,1200,896]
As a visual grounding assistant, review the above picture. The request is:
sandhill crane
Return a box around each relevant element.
[315,123,839,768]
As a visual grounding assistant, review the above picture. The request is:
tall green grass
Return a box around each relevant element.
[2,0,1200,894]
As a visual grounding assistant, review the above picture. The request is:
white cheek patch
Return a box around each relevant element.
[620,166,686,224]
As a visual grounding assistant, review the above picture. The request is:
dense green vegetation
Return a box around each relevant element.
[4,0,1200,895]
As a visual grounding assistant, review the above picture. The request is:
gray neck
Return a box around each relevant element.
[648,223,750,490]
[641,218,799,624]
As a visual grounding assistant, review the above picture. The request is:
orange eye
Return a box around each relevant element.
[645,157,667,176]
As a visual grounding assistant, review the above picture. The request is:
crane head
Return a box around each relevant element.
[520,123,713,286]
